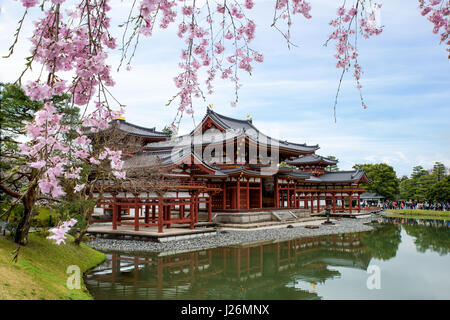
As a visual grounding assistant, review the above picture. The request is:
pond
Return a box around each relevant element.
[85,220,450,300]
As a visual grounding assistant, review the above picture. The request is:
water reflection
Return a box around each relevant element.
[86,232,375,300]
[86,223,450,299]
[362,224,401,261]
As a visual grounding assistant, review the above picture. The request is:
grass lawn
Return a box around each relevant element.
[0,233,105,300]
[385,209,450,220]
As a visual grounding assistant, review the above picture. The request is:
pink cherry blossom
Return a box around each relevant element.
[30,160,46,169]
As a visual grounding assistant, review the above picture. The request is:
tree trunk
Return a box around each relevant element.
[74,206,94,245]
[14,186,37,245]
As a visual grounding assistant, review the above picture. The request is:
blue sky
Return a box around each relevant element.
[0,0,449,177]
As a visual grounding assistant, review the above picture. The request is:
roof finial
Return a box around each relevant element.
[208,104,214,110]
[115,110,125,120]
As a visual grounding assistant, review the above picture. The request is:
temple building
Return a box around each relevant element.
[94,107,369,233]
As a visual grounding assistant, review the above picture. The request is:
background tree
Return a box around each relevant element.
[415,173,437,202]
[353,163,399,200]
[0,82,41,206]
[432,162,447,182]
[399,177,414,201]
[427,176,450,203]
[325,156,339,172]
[411,165,427,180]
[398,164,449,202]
[0,83,77,245]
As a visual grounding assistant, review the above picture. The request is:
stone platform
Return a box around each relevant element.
[87,223,217,242]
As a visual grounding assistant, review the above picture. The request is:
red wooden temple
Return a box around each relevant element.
[94,107,369,233]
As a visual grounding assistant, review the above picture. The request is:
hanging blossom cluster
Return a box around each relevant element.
[135,0,268,116]
[122,0,315,123]
[327,2,383,113]
[47,218,77,244]
[17,0,126,198]
[418,0,450,58]
[27,1,116,105]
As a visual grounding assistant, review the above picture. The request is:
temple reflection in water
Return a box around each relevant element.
[86,232,372,300]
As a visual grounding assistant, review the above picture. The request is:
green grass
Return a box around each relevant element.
[385,209,449,215]
[385,209,450,221]
[0,233,105,300]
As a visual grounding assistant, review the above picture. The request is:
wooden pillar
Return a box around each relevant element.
[144,204,149,224]
[112,194,118,230]
[349,193,353,214]
[332,194,336,213]
[246,181,250,210]
[237,179,241,211]
[317,194,320,213]
[275,177,279,208]
[190,196,195,230]
[305,192,308,209]
[134,195,139,231]
[152,204,156,223]
[357,194,361,213]
[208,196,212,222]
[158,197,163,233]
[180,204,184,219]
[195,193,199,223]
[259,179,263,209]
[310,193,314,214]
[223,181,226,210]
[167,206,171,229]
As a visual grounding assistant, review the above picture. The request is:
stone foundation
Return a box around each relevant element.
[214,212,274,224]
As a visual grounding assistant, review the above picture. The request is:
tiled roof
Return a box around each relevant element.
[305,170,369,183]
[204,108,319,153]
[278,171,312,179]
[147,108,319,153]
[110,119,169,138]
[286,154,338,166]
[122,148,225,176]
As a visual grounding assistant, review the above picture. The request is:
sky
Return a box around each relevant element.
[0,0,449,177]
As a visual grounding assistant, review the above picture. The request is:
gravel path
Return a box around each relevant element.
[87,214,380,255]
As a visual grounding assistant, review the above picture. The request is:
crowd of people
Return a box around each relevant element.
[382,201,450,211]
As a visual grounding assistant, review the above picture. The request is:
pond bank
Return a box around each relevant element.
[87,214,379,254]
[0,233,105,300]
[385,209,450,220]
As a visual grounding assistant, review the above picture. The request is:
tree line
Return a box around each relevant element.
[354,162,449,203]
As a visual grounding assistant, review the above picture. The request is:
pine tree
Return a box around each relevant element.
[432,162,447,182]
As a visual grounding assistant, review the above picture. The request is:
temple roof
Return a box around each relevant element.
[146,108,319,154]
[305,170,369,183]
[195,107,257,132]
[108,119,169,139]
[286,154,338,166]
[278,171,312,179]
[203,109,319,153]
[122,148,225,176]
[220,166,274,177]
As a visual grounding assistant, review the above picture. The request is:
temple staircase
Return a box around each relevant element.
[271,210,298,222]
